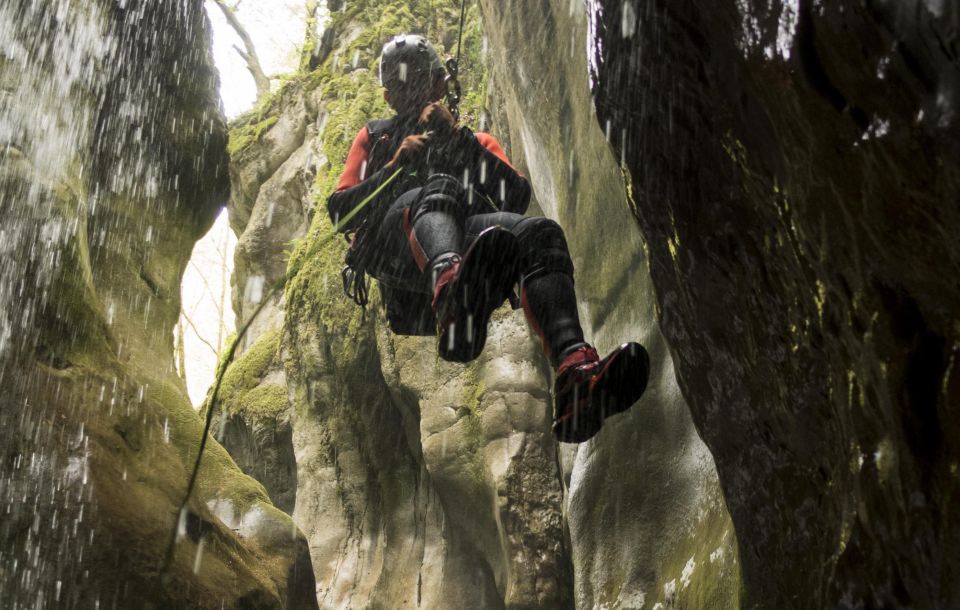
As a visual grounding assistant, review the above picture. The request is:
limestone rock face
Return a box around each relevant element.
[220,3,573,608]
[478,1,740,608]
[219,1,754,608]
[589,0,960,608]
[0,1,316,607]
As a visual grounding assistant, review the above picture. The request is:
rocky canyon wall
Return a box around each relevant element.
[7,0,952,607]
[589,0,960,608]
[0,2,315,607]
[478,1,740,608]
[222,2,572,608]
[221,0,740,608]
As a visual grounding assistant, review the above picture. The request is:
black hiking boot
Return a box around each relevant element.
[432,226,519,362]
[552,342,650,443]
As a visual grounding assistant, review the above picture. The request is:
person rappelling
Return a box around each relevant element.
[328,34,650,442]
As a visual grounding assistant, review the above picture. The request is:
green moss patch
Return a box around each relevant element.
[228,115,279,157]
[600,503,741,610]
[215,329,285,417]
[240,383,289,418]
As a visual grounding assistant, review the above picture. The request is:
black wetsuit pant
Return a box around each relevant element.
[368,187,585,366]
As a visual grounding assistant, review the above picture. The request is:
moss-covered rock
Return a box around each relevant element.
[589,0,960,607]
[229,116,280,158]
[217,328,282,413]
[220,1,573,608]
[0,2,317,607]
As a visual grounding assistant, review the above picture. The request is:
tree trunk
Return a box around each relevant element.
[212,0,271,101]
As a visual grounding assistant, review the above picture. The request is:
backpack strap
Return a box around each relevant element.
[365,117,398,175]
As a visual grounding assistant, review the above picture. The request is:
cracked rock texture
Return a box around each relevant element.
[590,0,960,608]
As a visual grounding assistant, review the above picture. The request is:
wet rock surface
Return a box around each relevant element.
[590,0,960,608]
[223,1,743,608]
[0,1,317,607]
[4,0,956,605]
[220,3,573,607]
[479,1,739,608]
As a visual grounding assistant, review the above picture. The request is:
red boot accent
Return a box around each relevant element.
[403,208,430,272]
[552,342,650,443]
[431,257,461,310]
[557,345,599,377]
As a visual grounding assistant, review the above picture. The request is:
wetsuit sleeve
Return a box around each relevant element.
[461,130,531,215]
[327,126,397,232]
[336,126,371,191]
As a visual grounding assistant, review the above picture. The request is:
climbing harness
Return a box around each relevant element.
[341,259,370,309]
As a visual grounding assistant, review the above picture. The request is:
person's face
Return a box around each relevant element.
[383,74,447,117]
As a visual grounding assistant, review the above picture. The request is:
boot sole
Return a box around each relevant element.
[437,227,519,363]
[553,342,650,442]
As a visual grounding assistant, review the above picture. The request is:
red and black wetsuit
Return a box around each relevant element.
[328,118,530,232]
[327,117,585,365]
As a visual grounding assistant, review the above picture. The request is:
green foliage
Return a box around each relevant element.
[451,4,488,125]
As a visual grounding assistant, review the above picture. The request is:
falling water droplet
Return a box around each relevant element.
[244,275,265,304]
[192,537,206,574]
[176,507,187,542]
[266,201,275,227]
[621,1,637,38]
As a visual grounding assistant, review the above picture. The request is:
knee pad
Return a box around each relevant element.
[410,173,467,224]
[514,217,575,283]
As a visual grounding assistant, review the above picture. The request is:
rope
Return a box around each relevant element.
[160,165,406,578]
